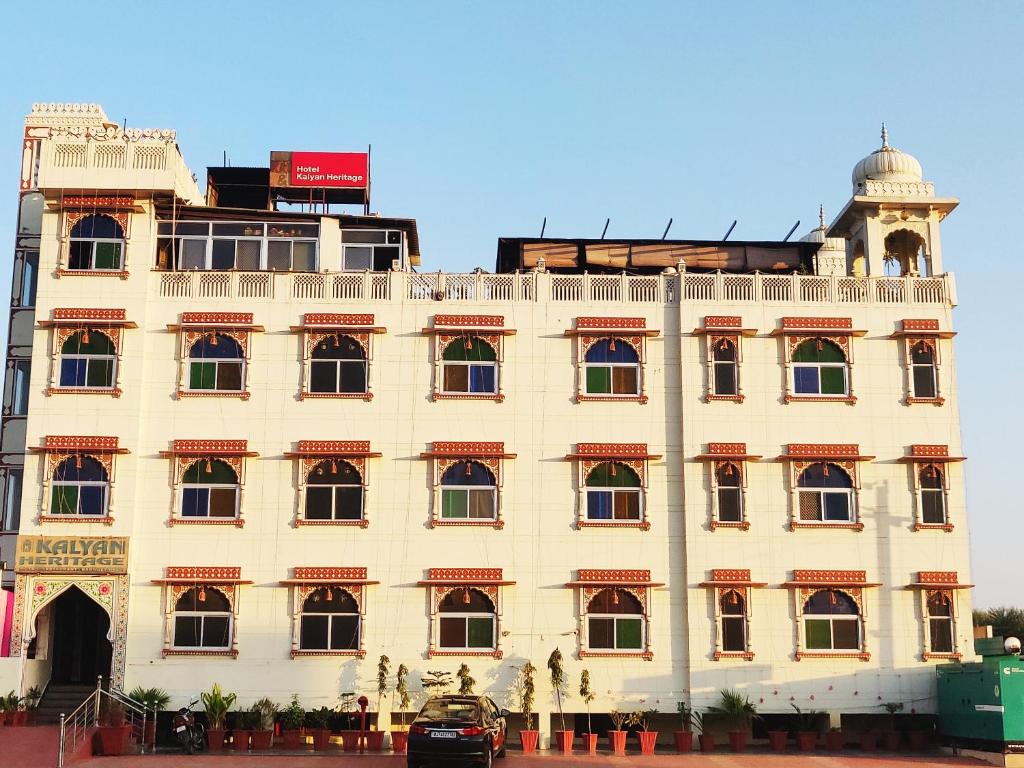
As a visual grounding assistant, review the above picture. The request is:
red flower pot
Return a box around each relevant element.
[581,732,598,754]
[0,713,7,727]
[13,711,28,727]
[207,729,226,750]
[825,730,844,751]
[768,730,788,751]
[366,730,385,751]
[391,730,409,754]
[555,729,575,753]
[637,731,658,755]
[673,730,693,753]
[280,730,302,750]
[797,731,817,751]
[251,730,274,750]
[884,731,901,751]
[860,731,878,752]
[727,730,747,753]
[519,729,539,753]
[608,729,627,755]
[96,725,132,756]
[312,728,331,751]
[908,730,929,751]
[232,729,250,751]
[698,733,715,753]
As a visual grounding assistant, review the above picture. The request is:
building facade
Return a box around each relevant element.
[0,104,971,739]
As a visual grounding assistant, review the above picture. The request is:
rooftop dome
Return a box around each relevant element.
[852,125,923,188]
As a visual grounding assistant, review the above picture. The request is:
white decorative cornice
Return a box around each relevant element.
[858,179,935,198]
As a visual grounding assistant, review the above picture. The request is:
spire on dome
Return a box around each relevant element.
[881,123,889,150]
[819,204,826,229]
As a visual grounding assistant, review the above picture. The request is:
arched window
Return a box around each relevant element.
[306,460,363,521]
[68,215,124,271]
[715,463,743,523]
[180,459,239,519]
[585,462,641,522]
[911,341,938,399]
[300,587,360,651]
[58,330,116,389]
[188,334,244,392]
[440,461,496,521]
[310,335,367,394]
[792,339,848,396]
[173,587,232,649]
[803,589,860,651]
[797,463,854,523]
[920,464,946,525]
[441,338,497,394]
[50,456,108,516]
[584,338,640,396]
[587,588,643,651]
[438,588,495,650]
[927,592,954,654]
[719,590,747,652]
[712,338,738,396]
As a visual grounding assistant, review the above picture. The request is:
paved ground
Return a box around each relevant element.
[74,750,987,767]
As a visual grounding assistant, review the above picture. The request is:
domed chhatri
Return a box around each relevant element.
[851,124,923,187]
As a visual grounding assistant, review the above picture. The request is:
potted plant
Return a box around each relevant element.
[907,721,931,752]
[709,689,758,753]
[608,709,628,755]
[768,726,788,752]
[96,700,131,756]
[880,702,903,751]
[825,726,845,751]
[231,708,254,752]
[673,702,694,753]
[337,693,362,751]
[201,684,236,750]
[579,670,598,754]
[629,708,659,755]
[791,704,821,751]
[5,691,27,727]
[307,706,333,751]
[128,686,170,746]
[391,664,411,754]
[251,698,277,750]
[367,655,392,752]
[24,686,42,726]
[692,711,713,753]
[513,662,539,753]
[547,648,573,753]
[279,695,305,750]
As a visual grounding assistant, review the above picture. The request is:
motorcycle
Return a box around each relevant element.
[173,696,207,754]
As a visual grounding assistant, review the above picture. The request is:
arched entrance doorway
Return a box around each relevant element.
[45,585,112,685]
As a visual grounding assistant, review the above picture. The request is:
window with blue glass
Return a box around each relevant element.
[58,330,116,389]
[67,214,125,271]
[585,462,642,522]
[791,339,848,396]
[797,462,854,523]
[50,455,108,517]
[180,459,239,519]
[441,337,497,395]
[583,338,640,396]
[188,333,244,392]
[440,461,496,520]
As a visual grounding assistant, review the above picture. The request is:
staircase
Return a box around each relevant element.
[35,685,96,725]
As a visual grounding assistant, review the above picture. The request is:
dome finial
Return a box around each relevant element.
[819,204,826,229]
[881,123,890,149]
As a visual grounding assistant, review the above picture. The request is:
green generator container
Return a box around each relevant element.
[937,637,1024,748]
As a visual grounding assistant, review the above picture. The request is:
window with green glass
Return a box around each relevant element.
[586,588,645,651]
[803,590,860,651]
[583,338,640,396]
[187,334,244,392]
[59,331,116,389]
[792,338,848,396]
[440,461,496,520]
[437,588,496,650]
[442,338,497,394]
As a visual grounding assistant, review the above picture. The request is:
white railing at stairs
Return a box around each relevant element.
[57,677,152,767]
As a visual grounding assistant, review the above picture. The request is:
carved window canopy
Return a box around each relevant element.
[285,440,381,459]
[417,568,515,587]
[698,569,767,588]
[779,444,874,462]
[692,316,756,336]
[167,312,265,332]
[907,571,974,590]
[38,308,137,329]
[898,445,966,464]
[565,443,662,462]
[421,442,515,460]
[770,317,867,338]
[889,319,956,339]
[49,194,143,212]
[564,317,660,337]
[159,439,258,459]
[29,435,129,456]
[279,566,379,586]
[290,313,386,334]
[151,566,253,586]
[782,570,880,589]
[695,443,762,462]
[565,569,664,588]
[422,314,517,336]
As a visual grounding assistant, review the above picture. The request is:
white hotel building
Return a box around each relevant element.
[0,103,972,738]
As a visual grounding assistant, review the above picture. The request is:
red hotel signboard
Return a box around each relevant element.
[270,151,368,189]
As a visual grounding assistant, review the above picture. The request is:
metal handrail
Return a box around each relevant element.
[57,676,153,767]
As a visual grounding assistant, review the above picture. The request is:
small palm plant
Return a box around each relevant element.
[457,664,476,695]
[677,701,693,731]
[128,687,171,713]
[579,670,596,734]
[709,689,759,732]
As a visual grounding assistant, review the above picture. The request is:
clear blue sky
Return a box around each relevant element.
[1,2,1020,607]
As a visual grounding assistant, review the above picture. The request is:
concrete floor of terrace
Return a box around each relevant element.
[75,752,985,767]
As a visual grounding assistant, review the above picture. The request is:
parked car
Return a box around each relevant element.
[407,695,509,768]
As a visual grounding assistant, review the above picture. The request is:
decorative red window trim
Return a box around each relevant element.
[163,649,239,658]
[425,568,505,583]
[169,517,245,528]
[294,567,367,581]
[900,444,966,462]
[166,567,242,580]
[907,571,974,589]
[47,386,123,398]
[706,394,745,403]
[786,570,876,587]
[781,317,853,331]
[705,315,743,328]
[162,439,254,457]
[176,390,251,401]
[696,442,762,460]
[790,521,865,531]
[783,444,872,460]
[431,520,505,529]
[434,314,504,328]
[567,443,662,460]
[289,440,379,457]
[576,569,653,584]
[299,392,374,401]
[421,442,513,458]
[39,515,114,526]
[50,308,131,324]
[180,312,254,326]
[56,269,130,279]
[34,435,126,453]
[576,316,647,330]
[60,194,136,210]
[292,649,367,659]
[714,568,750,582]
[577,520,651,530]
[923,651,963,661]
[433,393,505,402]
[579,650,654,661]
[303,313,375,327]
[891,319,956,339]
[709,520,750,531]
[913,522,955,533]
[713,651,755,661]
[795,651,870,662]
[783,394,858,405]
[428,650,504,659]
[294,519,369,528]
[906,396,946,406]
[575,394,649,404]
[903,319,940,332]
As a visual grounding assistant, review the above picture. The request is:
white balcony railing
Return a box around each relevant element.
[155,270,955,307]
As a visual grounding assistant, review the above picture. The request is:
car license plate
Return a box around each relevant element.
[175,725,186,732]
[430,730,457,739]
